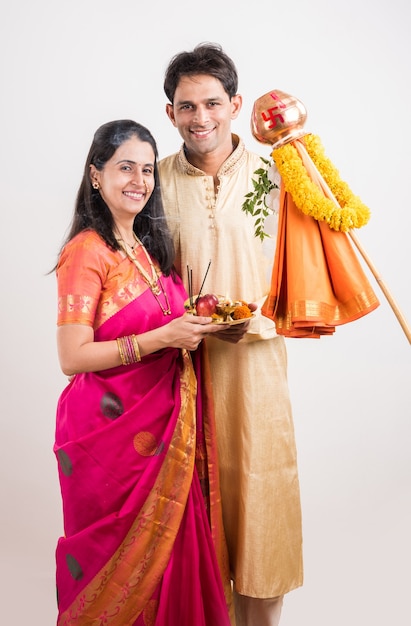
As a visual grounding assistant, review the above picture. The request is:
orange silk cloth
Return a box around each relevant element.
[262,141,380,337]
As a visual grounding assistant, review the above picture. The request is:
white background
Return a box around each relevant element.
[1,1,410,624]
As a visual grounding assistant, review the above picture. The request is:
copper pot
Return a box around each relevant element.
[251,89,307,149]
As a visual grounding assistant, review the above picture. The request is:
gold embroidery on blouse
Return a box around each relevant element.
[58,294,96,325]
[58,267,149,330]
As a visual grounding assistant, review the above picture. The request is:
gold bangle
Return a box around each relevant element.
[116,335,141,365]
[116,337,127,365]
[131,334,141,362]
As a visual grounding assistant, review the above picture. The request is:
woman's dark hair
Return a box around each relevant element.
[57,119,174,275]
[163,42,238,103]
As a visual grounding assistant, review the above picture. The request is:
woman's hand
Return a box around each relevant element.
[162,313,226,351]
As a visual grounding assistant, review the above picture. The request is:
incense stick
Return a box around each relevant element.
[187,265,193,308]
[196,260,212,303]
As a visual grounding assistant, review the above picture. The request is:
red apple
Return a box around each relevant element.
[195,293,219,316]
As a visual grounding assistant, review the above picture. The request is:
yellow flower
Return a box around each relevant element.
[272,134,371,231]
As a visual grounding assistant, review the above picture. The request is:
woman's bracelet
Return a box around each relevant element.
[116,335,141,365]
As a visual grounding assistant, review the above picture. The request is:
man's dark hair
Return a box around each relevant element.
[163,42,238,103]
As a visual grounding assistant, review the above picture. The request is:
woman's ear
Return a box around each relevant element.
[89,164,100,187]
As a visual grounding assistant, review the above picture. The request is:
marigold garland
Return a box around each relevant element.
[272,134,371,231]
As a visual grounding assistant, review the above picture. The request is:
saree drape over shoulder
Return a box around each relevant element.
[54,231,231,626]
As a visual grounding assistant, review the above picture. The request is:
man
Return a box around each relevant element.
[158,43,303,626]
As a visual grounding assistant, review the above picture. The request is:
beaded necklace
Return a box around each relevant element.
[117,233,171,316]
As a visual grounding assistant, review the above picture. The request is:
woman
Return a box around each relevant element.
[53,120,231,625]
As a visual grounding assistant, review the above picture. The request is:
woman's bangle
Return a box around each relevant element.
[116,335,141,365]
[130,334,141,362]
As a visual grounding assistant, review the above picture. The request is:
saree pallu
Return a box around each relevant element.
[54,233,231,626]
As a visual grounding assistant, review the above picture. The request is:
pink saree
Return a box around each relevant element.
[54,231,231,626]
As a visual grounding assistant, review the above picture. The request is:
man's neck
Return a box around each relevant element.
[184,135,237,178]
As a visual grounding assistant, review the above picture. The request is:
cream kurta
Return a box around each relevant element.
[159,136,303,598]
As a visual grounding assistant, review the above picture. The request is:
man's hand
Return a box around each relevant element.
[213,302,257,344]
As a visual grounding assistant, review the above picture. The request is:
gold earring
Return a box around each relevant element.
[144,180,150,194]
[92,181,100,190]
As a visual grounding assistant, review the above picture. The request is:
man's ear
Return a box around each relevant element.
[165,103,177,127]
[231,94,243,120]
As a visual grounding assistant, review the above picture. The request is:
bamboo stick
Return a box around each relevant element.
[348,230,411,343]
[297,143,411,344]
